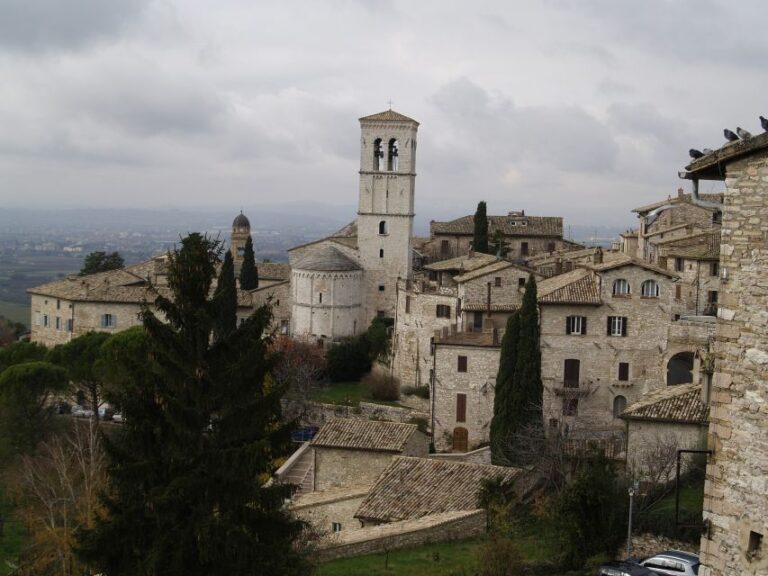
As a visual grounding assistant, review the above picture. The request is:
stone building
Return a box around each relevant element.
[423,211,570,262]
[287,110,420,342]
[681,128,768,575]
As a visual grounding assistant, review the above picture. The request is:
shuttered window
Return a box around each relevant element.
[607,316,627,337]
[566,316,587,335]
[456,393,467,422]
[457,355,468,373]
[618,362,629,381]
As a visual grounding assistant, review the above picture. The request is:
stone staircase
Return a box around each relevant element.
[274,442,315,496]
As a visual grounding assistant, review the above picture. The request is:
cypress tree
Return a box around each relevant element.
[490,312,520,465]
[513,275,543,445]
[214,250,237,341]
[239,235,258,290]
[78,233,308,576]
[473,201,490,254]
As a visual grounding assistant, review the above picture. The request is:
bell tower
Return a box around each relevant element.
[356,109,419,320]
[230,211,251,275]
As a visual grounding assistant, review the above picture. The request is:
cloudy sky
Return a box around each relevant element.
[1,0,766,226]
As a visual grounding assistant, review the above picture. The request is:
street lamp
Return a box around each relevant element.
[626,480,639,558]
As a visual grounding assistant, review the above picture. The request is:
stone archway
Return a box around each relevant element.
[667,351,694,385]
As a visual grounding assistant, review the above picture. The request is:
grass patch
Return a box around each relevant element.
[0,483,26,576]
[311,382,402,407]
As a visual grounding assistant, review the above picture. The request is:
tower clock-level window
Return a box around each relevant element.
[387,139,399,171]
[373,138,383,171]
[378,220,388,235]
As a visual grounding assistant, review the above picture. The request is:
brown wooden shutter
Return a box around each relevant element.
[607,317,612,336]
[457,355,468,372]
[618,362,629,381]
[566,317,571,334]
[621,317,627,336]
[456,394,467,422]
[581,316,587,334]
[675,285,681,300]
[405,296,411,314]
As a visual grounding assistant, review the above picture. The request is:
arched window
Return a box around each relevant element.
[641,279,659,298]
[612,279,630,296]
[613,395,627,418]
[667,352,694,385]
[378,220,388,235]
[387,139,399,171]
[373,138,383,171]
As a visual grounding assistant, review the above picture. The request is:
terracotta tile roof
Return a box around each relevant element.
[684,131,768,179]
[291,485,370,510]
[359,110,419,125]
[526,247,600,267]
[587,253,679,279]
[621,383,709,425]
[657,230,721,261]
[537,269,602,305]
[431,214,563,238]
[461,303,520,313]
[257,262,291,280]
[28,269,154,303]
[288,234,358,253]
[293,245,361,272]
[632,192,724,214]
[453,260,535,283]
[561,435,625,460]
[310,419,418,453]
[354,456,522,523]
[424,252,498,272]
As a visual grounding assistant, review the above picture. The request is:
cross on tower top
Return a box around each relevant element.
[388,99,393,110]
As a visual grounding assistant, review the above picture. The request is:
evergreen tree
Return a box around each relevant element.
[49,331,111,418]
[214,250,237,341]
[78,233,308,576]
[473,201,490,254]
[513,275,543,443]
[80,251,124,276]
[239,236,259,290]
[490,312,520,465]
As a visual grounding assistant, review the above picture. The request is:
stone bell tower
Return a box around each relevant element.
[230,211,251,275]
[356,109,419,320]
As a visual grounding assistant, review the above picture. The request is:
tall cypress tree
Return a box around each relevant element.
[513,275,543,445]
[78,233,308,576]
[473,201,490,254]
[490,312,520,465]
[214,250,237,341]
[239,235,259,290]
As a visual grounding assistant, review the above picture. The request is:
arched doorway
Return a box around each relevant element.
[667,352,694,385]
[453,427,468,452]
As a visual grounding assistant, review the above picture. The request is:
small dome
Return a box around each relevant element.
[232,212,251,229]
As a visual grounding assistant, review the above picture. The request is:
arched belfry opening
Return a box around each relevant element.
[387,139,399,171]
[667,351,694,385]
[373,138,383,171]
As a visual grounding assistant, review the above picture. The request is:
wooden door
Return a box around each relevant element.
[453,427,469,452]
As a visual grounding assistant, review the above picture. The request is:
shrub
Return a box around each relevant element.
[475,534,523,576]
[362,370,399,401]
[401,385,430,398]
[408,416,428,434]
[326,337,371,382]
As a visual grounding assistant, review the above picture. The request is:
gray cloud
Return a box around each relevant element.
[0,0,149,52]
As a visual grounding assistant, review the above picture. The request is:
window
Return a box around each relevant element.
[618,362,629,381]
[378,220,388,235]
[379,249,384,258]
[55,317,61,330]
[566,316,587,335]
[521,242,529,257]
[708,290,719,304]
[748,531,763,561]
[280,320,289,335]
[674,257,684,272]
[675,285,682,300]
[378,285,385,292]
[373,138,382,171]
[456,393,467,422]
[436,304,451,319]
[237,246,245,257]
[43,314,49,327]
[457,356,467,373]
[518,277,526,288]
[319,293,323,303]
[440,239,451,258]
[607,316,627,337]
[387,138,399,171]
[713,211,722,225]
[564,359,580,388]
[376,310,386,318]
[612,279,630,296]
[613,395,627,417]
[562,398,578,416]
[56,299,61,310]
[641,279,659,298]
[494,277,502,287]
[710,262,719,277]
[66,319,74,332]
[405,296,411,314]
[332,522,342,533]
[101,314,115,328]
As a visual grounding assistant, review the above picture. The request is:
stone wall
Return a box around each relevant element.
[315,509,487,562]
[292,487,369,535]
[626,533,698,560]
[626,420,707,478]
[428,446,491,464]
[459,265,529,309]
[314,447,399,491]
[301,401,428,429]
[290,269,363,339]
[699,150,768,576]
[432,342,500,451]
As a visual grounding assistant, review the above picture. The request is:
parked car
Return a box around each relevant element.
[71,405,95,418]
[98,406,114,420]
[597,561,660,576]
[53,401,71,414]
[112,413,124,424]
[640,550,700,575]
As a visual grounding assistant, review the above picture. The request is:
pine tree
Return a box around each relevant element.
[513,275,543,445]
[78,233,308,576]
[239,235,259,290]
[490,312,520,465]
[214,250,237,341]
[473,201,490,254]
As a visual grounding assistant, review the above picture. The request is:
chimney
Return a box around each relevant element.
[678,187,685,198]
[594,247,603,264]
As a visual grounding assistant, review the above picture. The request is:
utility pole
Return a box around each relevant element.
[626,480,639,558]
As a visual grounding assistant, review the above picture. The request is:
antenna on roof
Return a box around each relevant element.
[388,99,393,110]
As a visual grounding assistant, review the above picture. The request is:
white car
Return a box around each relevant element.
[71,405,95,418]
[112,413,125,423]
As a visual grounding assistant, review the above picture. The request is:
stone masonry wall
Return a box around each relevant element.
[314,448,398,492]
[699,151,768,576]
